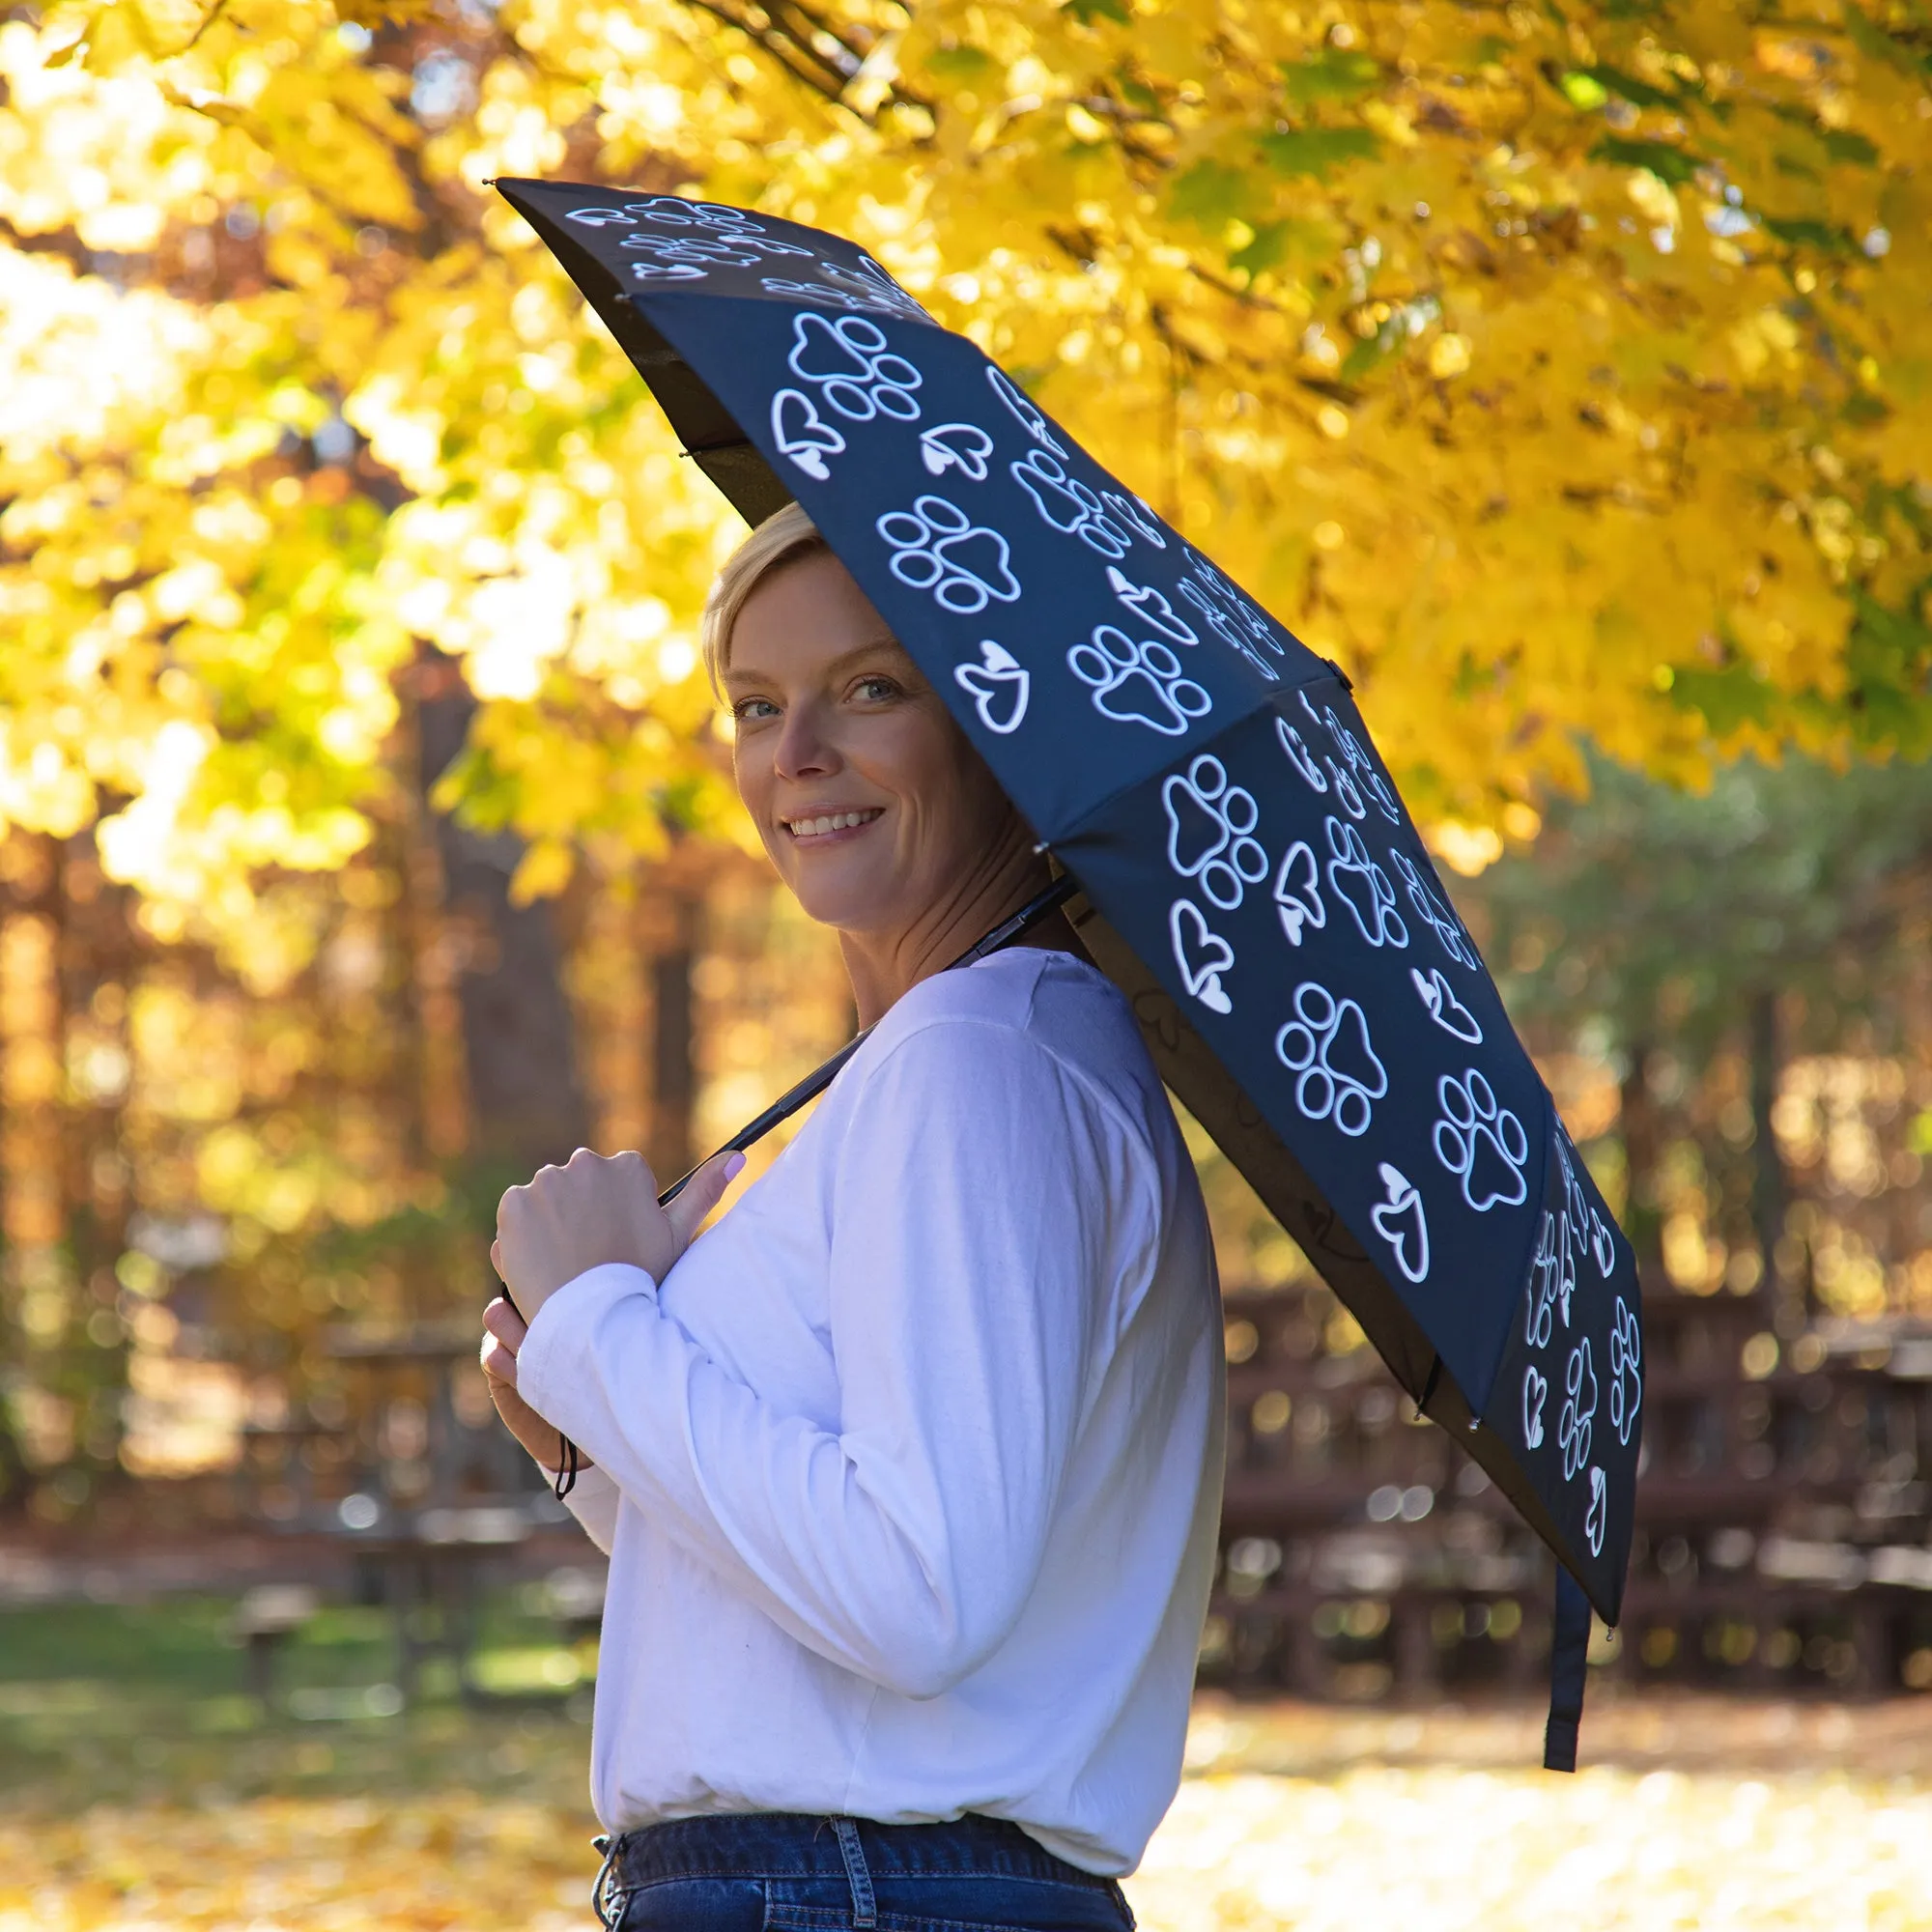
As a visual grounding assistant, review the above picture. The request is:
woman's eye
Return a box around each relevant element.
[733,696,780,722]
[853,676,898,702]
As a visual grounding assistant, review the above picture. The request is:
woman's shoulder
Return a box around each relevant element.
[862,949,1159,1116]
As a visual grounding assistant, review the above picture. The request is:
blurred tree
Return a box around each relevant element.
[412,650,589,1175]
[1468,751,1932,1302]
[4,0,1932,1503]
[2,0,1929,921]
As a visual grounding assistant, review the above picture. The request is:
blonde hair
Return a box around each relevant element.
[700,499,827,691]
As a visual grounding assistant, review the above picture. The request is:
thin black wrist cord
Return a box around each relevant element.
[497,872,1077,1501]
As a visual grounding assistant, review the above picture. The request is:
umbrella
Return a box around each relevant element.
[493,177,1644,1769]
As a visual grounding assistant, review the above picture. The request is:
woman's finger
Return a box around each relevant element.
[483,1295,528,1350]
[663,1149,747,1256]
[480,1330,520,1389]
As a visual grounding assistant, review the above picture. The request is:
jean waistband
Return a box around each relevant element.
[603,1809,1113,1889]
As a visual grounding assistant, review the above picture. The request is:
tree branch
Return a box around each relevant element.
[678,0,856,101]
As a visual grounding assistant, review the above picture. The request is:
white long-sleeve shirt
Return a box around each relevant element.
[517,947,1225,1876]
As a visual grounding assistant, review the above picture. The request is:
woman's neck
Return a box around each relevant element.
[836,826,1065,1030]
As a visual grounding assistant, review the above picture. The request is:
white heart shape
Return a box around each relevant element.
[952,640,1030,735]
[1272,841,1324,949]
[1169,899,1235,1014]
[1522,1366,1548,1451]
[1369,1161,1429,1284]
[920,421,994,481]
[1410,965,1483,1044]
[1591,1211,1616,1279]
[1105,564,1198,644]
[770,386,845,479]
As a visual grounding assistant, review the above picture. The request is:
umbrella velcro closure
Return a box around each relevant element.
[1543,1568,1594,1773]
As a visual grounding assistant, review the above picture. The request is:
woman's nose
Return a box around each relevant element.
[774,701,840,781]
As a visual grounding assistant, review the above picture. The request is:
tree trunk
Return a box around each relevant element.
[412,656,589,1179]
[1619,1037,1666,1293]
[0,835,67,1513]
[1747,990,1789,1306]
[645,887,699,1183]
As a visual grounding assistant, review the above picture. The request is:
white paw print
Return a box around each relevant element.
[1068,625,1212,737]
[1179,560,1286,682]
[1275,719,1329,793]
[1554,1215,1578,1328]
[1556,1138,1594,1268]
[568,198,789,242]
[616,196,769,234]
[621,254,706,283]
[1274,981,1388,1138]
[1390,850,1477,969]
[877,495,1022,613]
[1325,756,1367,820]
[1012,450,1131,556]
[1103,490,1167,548]
[1327,720,1401,823]
[1559,1337,1598,1482]
[1298,690,1399,822]
[761,255,930,323]
[1433,1068,1529,1212]
[1609,1294,1642,1448]
[787,312,923,422]
[1323,817,1408,950]
[985,364,1066,455]
[621,231,808,275]
[1162,755,1268,910]
[1524,1210,1562,1350]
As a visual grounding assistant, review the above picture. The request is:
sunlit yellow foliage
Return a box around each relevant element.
[3,0,1929,924]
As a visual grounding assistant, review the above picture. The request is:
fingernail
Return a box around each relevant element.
[724,1151,747,1181]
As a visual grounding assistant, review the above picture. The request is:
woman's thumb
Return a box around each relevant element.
[663,1148,746,1254]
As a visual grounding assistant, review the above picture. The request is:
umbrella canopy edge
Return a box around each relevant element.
[1072,893,1620,1626]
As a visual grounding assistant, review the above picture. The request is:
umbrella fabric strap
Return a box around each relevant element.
[1543,1568,1592,1773]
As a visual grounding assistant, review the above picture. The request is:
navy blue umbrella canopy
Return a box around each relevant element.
[496,179,1646,1703]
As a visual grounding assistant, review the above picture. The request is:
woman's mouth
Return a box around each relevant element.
[781,808,884,843]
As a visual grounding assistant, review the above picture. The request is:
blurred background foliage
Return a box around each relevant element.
[0,0,1929,1522]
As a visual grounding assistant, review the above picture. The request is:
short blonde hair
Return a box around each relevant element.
[700,499,826,690]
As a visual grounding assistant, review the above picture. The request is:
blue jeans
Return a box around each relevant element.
[592,1810,1137,1931]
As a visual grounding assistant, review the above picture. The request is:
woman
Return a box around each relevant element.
[479,500,1225,1931]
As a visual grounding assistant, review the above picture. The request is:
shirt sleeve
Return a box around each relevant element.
[554,1460,621,1556]
[514,1017,1151,1699]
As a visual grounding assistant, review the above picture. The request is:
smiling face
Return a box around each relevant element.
[723,547,1025,944]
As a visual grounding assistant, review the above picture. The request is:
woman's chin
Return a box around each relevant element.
[783,865,897,934]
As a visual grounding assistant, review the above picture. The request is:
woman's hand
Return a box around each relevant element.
[493,1146,744,1327]
[478,1297,572,1473]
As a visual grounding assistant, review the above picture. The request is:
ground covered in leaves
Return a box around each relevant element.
[2,1600,1928,1929]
